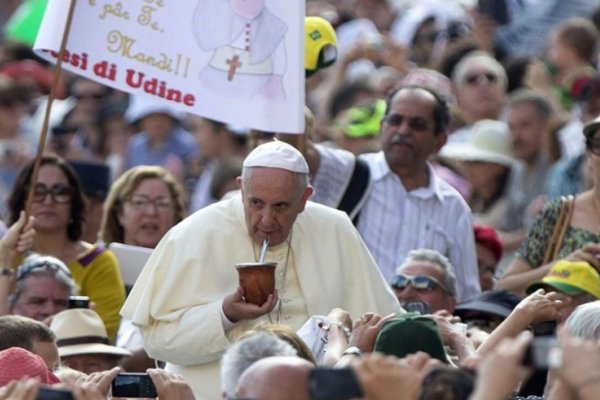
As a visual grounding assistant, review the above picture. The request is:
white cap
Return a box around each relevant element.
[243,140,309,174]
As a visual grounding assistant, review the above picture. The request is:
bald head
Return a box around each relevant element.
[235,356,313,400]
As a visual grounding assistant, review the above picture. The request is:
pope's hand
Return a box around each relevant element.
[222,286,279,323]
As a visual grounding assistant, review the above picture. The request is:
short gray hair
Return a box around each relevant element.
[220,331,297,397]
[398,248,458,297]
[565,300,600,340]
[9,254,77,307]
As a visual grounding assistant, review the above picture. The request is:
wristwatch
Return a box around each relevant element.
[0,268,13,277]
[342,346,362,357]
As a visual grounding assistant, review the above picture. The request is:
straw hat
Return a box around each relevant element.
[441,119,516,167]
[50,309,131,358]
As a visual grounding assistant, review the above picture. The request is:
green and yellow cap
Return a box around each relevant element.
[305,16,337,76]
[527,260,600,299]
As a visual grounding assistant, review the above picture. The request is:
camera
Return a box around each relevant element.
[401,300,432,315]
[37,387,75,400]
[308,368,363,400]
[522,336,561,370]
[68,295,90,309]
[111,373,157,398]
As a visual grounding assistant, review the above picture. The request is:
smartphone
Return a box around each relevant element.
[522,336,560,370]
[111,373,157,398]
[401,300,432,315]
[68,295,90,309]
[37,387,75,400]
[532,320,557,337]
[308,368,363,400]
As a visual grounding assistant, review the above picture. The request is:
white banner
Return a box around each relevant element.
[34,0,305,133]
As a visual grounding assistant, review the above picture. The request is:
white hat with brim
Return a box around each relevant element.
[50,309,132,358]
[57,342,132,358]
[440,119,515,168]
[243,140,309,174]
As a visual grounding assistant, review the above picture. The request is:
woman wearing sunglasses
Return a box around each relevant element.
[5,154,125,343]
[498,116,600,296]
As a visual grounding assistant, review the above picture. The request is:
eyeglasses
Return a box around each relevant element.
[31,184,75,204]
[127,195,174,212]
[586,136,600,156]
[391,274,451,294]
[383,114,431,131]
[17,256,73,282]
[464,72,498,86]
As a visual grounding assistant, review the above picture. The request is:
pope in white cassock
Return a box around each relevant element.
[120,140,401,399]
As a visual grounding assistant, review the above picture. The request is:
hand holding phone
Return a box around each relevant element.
[37,387,75,400]
[111,373,157,398]
[68,295,90,309]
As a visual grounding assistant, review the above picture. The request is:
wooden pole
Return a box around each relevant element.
[25,0,78,216]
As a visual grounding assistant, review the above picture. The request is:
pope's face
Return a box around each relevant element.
[229,0,264,19]
[239,167,312,246]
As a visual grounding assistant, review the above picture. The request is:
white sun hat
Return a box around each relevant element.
[50,309,132,358]
[440,119,516,167]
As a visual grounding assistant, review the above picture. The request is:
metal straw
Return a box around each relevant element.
[259,238,269,263]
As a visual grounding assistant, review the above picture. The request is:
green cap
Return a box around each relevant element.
[374,312,448,363]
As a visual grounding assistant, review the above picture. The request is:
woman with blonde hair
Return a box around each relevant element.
[101,165,186,248]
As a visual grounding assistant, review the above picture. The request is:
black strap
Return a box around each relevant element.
[337,157,370,225]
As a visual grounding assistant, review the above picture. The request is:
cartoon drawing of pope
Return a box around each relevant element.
[192,0,288,100]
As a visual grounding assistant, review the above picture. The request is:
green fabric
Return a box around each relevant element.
[374,312,448,363]
[4,0,48,46]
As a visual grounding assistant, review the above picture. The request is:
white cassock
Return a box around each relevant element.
[120,195,400,399]
[192,0,287,98]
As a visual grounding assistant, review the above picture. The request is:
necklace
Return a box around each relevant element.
[253,230,293,323]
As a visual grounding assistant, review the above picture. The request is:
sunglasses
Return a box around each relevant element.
[586,136,600,156]
[464,72,498,86]
[391,274,451,294]
[17,257,73,282]
[31,183,75,204]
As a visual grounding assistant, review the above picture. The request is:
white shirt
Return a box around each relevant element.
[312,147,481,303]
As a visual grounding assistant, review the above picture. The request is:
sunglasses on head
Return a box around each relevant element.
[391,274,451,294]
[586,136,600,156]
[17,257,72,281]
[464,71,498,86]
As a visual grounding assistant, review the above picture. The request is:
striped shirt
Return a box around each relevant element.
[312,147,481,303]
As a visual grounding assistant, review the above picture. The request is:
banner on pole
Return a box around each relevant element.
[34,0,305,133]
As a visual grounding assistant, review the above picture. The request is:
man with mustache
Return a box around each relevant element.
[304,85,480,303]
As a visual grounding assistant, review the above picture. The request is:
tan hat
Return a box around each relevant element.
[441,119,515,167]
[243,140,309,173]
[50,309,131,358]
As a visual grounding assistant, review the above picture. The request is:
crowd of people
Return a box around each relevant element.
[1,0,600,399]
